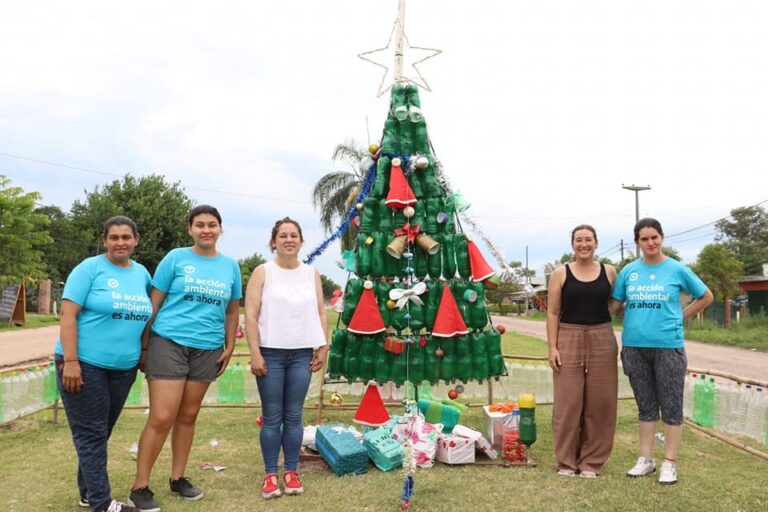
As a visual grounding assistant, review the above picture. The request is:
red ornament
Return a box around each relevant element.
[448,389,458,400]
[435,347,445,358]
[497,324,506,335]
[419,336,427,347]
[256,415,263,427]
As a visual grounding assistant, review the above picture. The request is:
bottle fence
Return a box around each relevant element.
[2,362,767,445]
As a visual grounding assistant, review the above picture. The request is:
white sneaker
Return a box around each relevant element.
[626,457,656,478]
[557,468,576,477]
[658,460,677,485]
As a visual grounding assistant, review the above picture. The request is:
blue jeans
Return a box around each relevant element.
[56,356,137,512]
[256,347,313,474]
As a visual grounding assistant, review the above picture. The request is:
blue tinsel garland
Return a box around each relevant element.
[303,152,411,264]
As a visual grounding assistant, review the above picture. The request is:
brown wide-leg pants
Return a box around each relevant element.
[552,322,618,474]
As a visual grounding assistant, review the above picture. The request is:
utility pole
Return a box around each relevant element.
[620,239,625,261]
[622,184,651,257]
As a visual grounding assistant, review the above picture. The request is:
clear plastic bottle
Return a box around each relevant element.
[745,387,765,442]
[733,385,752,435]
[715,381,739,433]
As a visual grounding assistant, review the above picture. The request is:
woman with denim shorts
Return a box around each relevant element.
[56,216,151,512]
[244,217,329,499]
[128,205,242,511]
[612,218,712,485]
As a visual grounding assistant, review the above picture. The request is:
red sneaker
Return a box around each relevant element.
[283,470,304,495]
[261,473,281,499]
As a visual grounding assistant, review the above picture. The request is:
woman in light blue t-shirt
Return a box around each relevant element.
[612,218,712,486]
[56,216,151,512]
[129,205,242,511]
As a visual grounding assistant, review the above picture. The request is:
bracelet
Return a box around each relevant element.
[141,348,148,351]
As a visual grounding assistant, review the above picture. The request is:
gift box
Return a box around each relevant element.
[436,433,475,464]
[315,425,368,476]
[363,427,403,471]
[483,404,520,450]
[391,415,442,468]
[384,336,405,355]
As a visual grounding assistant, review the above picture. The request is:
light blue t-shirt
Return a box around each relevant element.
[55,255,152,370]
[612,257,709,349]
[151,247,243,350]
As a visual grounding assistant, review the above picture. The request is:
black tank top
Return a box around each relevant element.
[560,263,612,325]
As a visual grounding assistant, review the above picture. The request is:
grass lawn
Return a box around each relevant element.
[0,313,59,331]
[1,401,766,511]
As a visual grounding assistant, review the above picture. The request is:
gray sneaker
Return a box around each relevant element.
[127,486,161,512]
[169,477,204,501]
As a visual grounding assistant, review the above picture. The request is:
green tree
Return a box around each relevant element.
[320,273,341,300]
[0,176,52,286]
[692,244,743,302]
[238,252,266,292]
[311,141,367,251]
[70,174,195,274]
[35,205,88,284]
[715,205,768,275]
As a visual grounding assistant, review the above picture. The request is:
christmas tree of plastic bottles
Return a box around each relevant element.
[327,82,506,387]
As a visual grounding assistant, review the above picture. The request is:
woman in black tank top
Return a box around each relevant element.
[546,225,619,477]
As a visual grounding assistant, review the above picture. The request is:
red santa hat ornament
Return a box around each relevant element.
[385,158,417,209]
[347,283,386,335]
[353,381,391,427]
[467,239,497,283]
[432,283,469,338]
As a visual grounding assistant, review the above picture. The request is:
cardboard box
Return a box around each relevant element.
[483,405,520,449]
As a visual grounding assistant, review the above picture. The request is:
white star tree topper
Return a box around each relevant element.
[358,0,442,97]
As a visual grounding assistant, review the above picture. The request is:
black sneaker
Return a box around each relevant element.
[169,477,204,501]
[103,500,140,512]
[127,486,161,512]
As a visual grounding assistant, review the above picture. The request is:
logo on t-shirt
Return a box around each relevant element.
[629,272,638,282]
[184,265,196,274]
[650,274,656,281]
[107,278,119,289]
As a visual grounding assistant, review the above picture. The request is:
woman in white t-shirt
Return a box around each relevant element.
[245,217,328,499]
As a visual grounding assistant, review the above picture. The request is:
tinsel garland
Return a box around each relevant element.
[304,160,378,265]
[432,158,515,276]
[304,152,411,265]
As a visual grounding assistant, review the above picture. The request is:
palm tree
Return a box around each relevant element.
[312,141,368,251]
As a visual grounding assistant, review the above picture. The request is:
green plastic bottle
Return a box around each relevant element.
[231,363,245,404]
[455,335,472,383]
[328,329,347,377]
[358,336,376,381]
[373,336,391,384]
[438,338,457,382]
[126,373,143,405]
[442,234,457,279]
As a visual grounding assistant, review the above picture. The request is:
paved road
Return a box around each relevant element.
[493,315,768,384]
[2,319,767,385]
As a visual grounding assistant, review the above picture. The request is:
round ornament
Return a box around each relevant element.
[435,347,445,358]
[369,143,380,154]
[415,156,429,169]
[448,389,458,400]
[329,392,343,407]
[403,206,415,218]
[351,216,360,227]
[386,299,397,310]
[419,336,427,347]
[356,202,364,211]
[497,324,506,335]
[391,157,402,167]
[455,384,465,394]
[436,212,449,224]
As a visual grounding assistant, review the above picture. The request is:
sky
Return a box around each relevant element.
[2,0,767,285]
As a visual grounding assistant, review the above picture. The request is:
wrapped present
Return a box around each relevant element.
[391,415,442,468]
[384,336,405,355]
[453,424,498,459]
[436,433,475,464]
[363,428,403,472]
[315,425,368,476]
[302,425,317,450]
[417,399,465,433]
[483,404,520,449]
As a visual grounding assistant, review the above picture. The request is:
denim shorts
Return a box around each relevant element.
[144,334,222,382]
